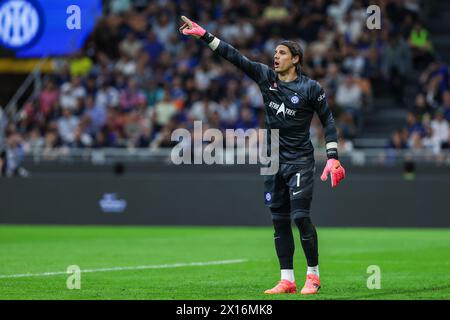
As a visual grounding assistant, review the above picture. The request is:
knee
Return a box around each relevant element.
[290,197,312,217]
[294,217,315,236]
[270,203,290,225]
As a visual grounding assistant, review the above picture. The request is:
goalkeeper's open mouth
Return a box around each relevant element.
[274,61,280,69]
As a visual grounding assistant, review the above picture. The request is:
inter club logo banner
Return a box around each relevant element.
[0,0,102,57]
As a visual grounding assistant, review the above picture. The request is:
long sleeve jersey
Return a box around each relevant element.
[211,39,338,163]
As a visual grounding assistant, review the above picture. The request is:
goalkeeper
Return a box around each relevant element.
[180,16,346,295]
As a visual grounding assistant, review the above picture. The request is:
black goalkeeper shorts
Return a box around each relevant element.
[264,160,315,220]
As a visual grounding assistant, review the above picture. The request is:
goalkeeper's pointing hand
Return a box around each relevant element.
[179,16,206,39]
[321,159,346,188]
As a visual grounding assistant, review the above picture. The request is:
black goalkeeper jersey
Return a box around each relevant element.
[214,40,338,164]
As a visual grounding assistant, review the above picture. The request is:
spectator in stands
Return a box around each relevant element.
[336,10,363,44]
[152,12,175,44]
[95,79,120,109]
[119,78,146,113]
[218,97,239,128]
[109,0,131,14]
[115,50,138,77]
[327,0,353,25]
[154,88,177,131]
[387,130,408,150]
[381,31,412,105]
[422,125,441,154]
[440,91,450,121]
[58,108,79,144]
[424,73,443,110]
[405,111,425,136]
[194,60,220,91]
[408,131,423,150]
[323,62,342,96]
[39,80,59,116]
[430,109,449,147]
[335,73,363,132]
[151,125,178,149]
[143,31,165,65]
[298,0,328,42]
[189,94,219,123]
[441,130,450,149]
[119,32,142,60]
[337,111,357,140]
[3,130,27,177]
[342,45,367,77]
[144,80,164,108]
[408,20,434,70]
[69,50,93,77]
[164,33,184,58]
[123,110,146,148]
[69,124,93,148]
[336,74,363,110]
[92,18,120,59]
[93,129,111,148]
[235,107,257,131]
[84,95,106,136]
[337,127,354,152]
[136,125,153,148]
[23,127,44,155]
[412,93,432,121]
[60,76,86,111]
[208,111,226,132]
[41,126,62,159]
[262,0,290,23]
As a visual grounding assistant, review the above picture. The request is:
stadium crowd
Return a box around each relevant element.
[387,60,450,154]
[1,0,450,176]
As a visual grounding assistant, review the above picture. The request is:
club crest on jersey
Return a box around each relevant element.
[291,95,299,104]
[269,101,296,118]
[265,192,272,204]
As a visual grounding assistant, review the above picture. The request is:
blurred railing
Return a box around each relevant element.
[21,147,450,167]
[4,57,47,120]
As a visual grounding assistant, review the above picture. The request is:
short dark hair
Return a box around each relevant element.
[279,40,304,74]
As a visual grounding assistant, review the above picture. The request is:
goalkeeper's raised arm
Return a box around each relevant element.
[179,16,269,84]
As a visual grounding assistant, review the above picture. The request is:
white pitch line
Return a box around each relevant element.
[0,259,248,279]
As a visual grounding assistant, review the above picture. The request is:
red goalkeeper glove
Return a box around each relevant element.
[179,16,206,39]
[320,159,346,188]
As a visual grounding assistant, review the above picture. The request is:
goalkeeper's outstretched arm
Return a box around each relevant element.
[179,16,269,84]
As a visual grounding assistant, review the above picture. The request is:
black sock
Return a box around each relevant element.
[272,218,295,269]
[294,217,318,267]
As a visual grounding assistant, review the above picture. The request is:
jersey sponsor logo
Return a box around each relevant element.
[317,93,325,102]
[269,101,296,117]
[276,103,286,116]
[291,95,299,104]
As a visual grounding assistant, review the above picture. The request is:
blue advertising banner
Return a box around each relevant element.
[0,0,102,57]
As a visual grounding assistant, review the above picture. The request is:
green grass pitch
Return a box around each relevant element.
[0,225,449,300]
